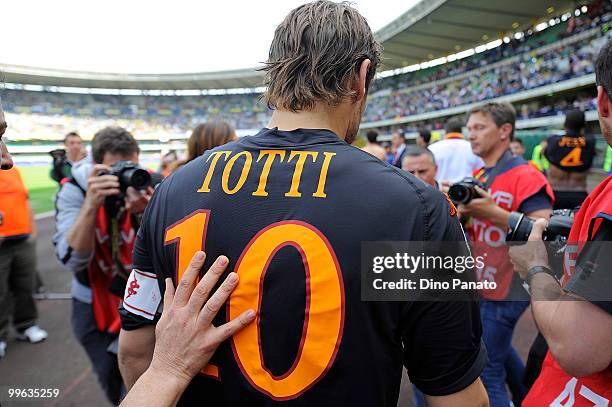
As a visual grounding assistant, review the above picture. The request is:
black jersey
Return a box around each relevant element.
[120,128,486,406]
[545,133,596,173]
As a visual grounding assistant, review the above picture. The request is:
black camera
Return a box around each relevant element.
[102,160,151,193]
[49,148,67,162]
[100,161,151,219]
[506,209,574,244]
[448,177,484,205]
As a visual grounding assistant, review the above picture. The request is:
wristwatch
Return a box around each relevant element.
[523,265,556,294]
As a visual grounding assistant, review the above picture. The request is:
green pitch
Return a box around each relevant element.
[18,165,57,215]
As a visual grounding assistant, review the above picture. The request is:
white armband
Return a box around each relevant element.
[123,269,161,320]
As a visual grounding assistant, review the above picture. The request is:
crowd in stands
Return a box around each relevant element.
[1,4,609,141]
[364,25,611,123]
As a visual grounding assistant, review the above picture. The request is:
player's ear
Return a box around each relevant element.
[354,59,371,102]
[597,86,610,118]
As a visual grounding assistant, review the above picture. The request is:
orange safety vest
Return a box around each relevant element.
[0,167,32,238]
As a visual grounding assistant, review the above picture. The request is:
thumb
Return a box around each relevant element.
[528,218,548,241]
[474,185,491,198]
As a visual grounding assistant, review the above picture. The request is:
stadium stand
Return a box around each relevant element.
[1,2,609,152]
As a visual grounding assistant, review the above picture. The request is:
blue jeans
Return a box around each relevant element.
[480,300,529,407]
[71,299,124,405]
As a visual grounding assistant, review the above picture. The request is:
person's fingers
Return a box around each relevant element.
[97,188,121,197]
[197,271,239,327]
[473,186,491,198]
[528,218,548,241]
[210,309,257,344]
[163,278,175,311]
[91,180,121,190]
[188,256,229,314]
[90,164,112,177]
[173,251,206,307]
[90,175,120,184]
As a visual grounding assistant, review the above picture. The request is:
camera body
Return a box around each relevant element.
[506,209,574,244]
[448,177,485,205]
[102,160,151,193]
[100,161,151,218]
[49,148,67,163]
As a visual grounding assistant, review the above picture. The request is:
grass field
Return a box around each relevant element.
[18,166,57,215]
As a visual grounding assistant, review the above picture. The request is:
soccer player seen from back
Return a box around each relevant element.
[118,1,489,406]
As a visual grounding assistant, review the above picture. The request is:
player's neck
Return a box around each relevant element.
[267,105,349,141]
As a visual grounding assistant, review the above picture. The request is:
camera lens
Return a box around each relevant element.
[448,184,470,205]
[506,212,534,242]
[127,168,151,190]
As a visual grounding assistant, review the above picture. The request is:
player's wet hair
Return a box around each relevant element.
[262,0,381,112]
[187,121,236,162]
[366,130,378,143]
[92,126,139,164]
[596,38,612,98]
[468,102,516,140]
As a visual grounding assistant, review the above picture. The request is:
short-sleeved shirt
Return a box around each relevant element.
[120,128,486,406]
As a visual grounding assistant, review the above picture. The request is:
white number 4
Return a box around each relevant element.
[551,377,609,406]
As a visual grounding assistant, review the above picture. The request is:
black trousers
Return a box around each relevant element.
[0,238,38,341]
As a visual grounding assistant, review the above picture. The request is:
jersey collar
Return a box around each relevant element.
[250,127,346,147]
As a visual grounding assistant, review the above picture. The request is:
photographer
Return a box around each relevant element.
[459,102,554,406]
[508,38,612,406]
[53,126,152,405]
[50,131,87,183]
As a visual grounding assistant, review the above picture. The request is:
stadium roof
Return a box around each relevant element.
[0,0,582,91]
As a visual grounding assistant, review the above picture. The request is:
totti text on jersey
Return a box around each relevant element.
[196,149,336,198]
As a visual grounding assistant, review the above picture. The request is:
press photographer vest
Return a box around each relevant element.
[523,176,612,406]
[0,167,32,239]
[467,155,553,300]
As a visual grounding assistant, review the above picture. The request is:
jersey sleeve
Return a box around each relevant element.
[401,190,487,395]
[518,188,553,214]
[120,193,162,330]
[564,219,612,316]
[513,165,554,211]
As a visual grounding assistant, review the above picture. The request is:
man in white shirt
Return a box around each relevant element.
[429,118,483,183]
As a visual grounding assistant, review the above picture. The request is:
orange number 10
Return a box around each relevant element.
[164,212,345,400]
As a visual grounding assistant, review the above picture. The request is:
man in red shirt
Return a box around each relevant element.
[508,37,612,407]
[460,102,554,406]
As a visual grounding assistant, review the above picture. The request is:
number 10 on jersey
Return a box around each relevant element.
[164,210,345,400]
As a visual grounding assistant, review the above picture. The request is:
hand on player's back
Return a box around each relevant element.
[149,251,256,386]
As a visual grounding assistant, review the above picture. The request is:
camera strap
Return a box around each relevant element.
[109,215,128,281]
[477,150,515,191]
